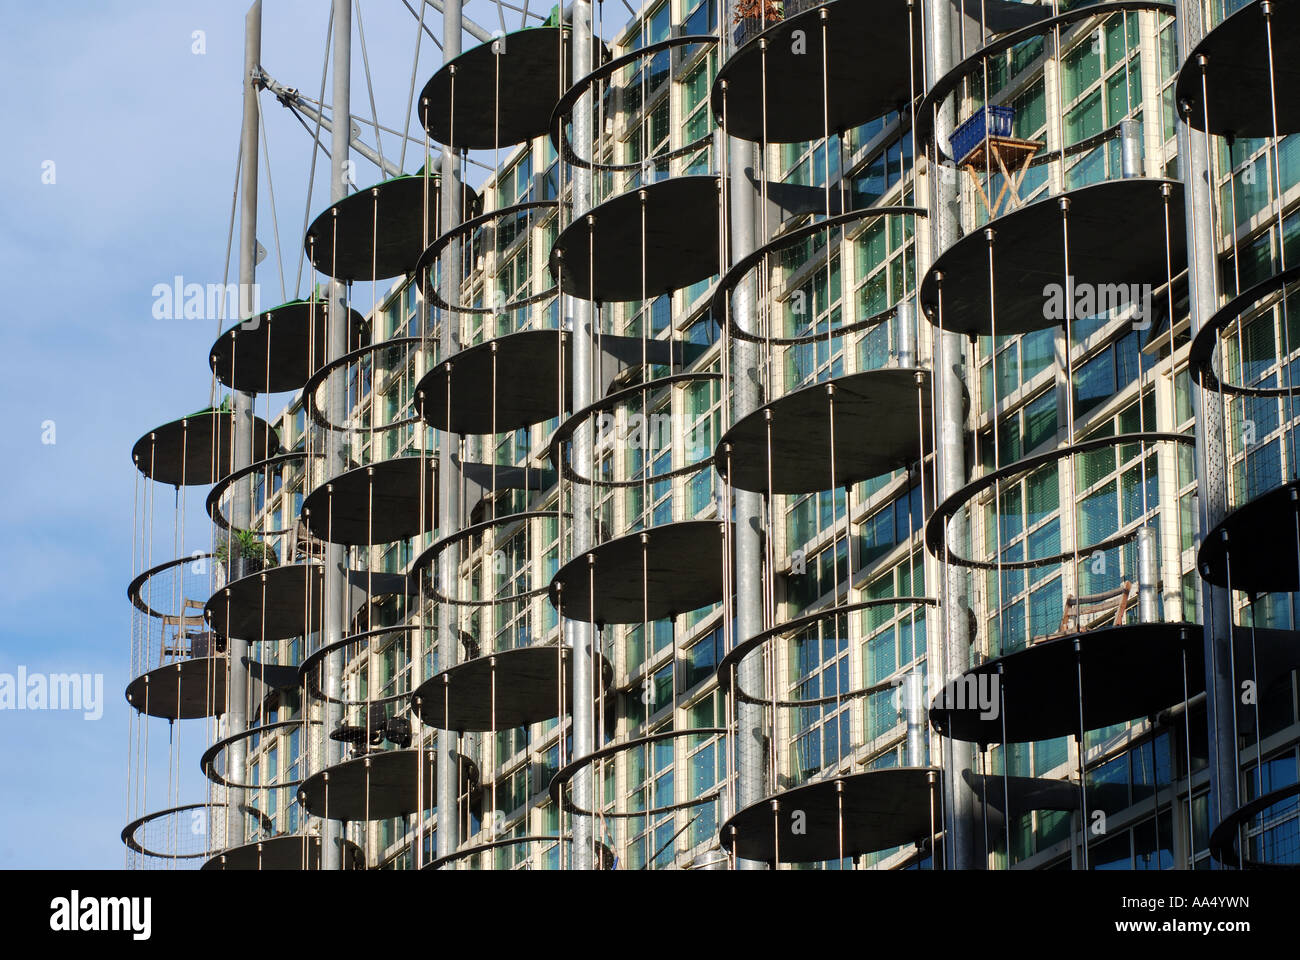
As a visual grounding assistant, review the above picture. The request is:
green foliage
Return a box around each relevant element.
[215,529,279,572]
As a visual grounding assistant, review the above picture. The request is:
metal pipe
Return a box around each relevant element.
[319,0,352,871]
[1120,118,1142,178]
[897,299,916,368]
[924,0,981,870]
[1174,0,1238,849]
[422,0,492,43]
[1136,526,1160,623]
[904,670,926,766]
[435,0,463,866]
[567,0,597,872]
[226,0,262,851]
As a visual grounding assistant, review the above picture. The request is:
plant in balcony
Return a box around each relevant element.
[215,529,280,577]
[733,0,783,22]
[732,0,784,49]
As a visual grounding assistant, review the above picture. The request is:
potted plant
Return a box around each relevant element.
[733,0,783,47]
[215,529,280,578]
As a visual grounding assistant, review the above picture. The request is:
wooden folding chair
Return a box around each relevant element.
[1033,580,1136,644]
[291,517,327,563]
[159,598,211,665]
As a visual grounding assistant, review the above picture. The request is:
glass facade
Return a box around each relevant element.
[124,0,1300,872]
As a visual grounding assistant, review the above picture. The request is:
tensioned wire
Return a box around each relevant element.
[1203,16,1290,814]
[210,128,244,411]
[1262,6,1297,482]
[145,445,156,851]
[256,90,288,305]
[553,35,723,865]
[399,0,443,53]
[726,4,930,867]
[398,0,427,173]
[354,0,387,174]
[129,467,141,866]
[295,7,333,300]
[170,435,186,862]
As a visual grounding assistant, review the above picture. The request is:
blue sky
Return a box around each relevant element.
[0,0,597,869]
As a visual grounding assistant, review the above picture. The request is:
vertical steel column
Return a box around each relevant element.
[1174,0,1237,849]
[435,0,464,866]
[320,0,352,871]
[924,0,980,870]
[723,2,767,871]
[567,0,597,871]
[226,0,263,852]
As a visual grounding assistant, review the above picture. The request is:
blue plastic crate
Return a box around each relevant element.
[951,105,1016,163]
